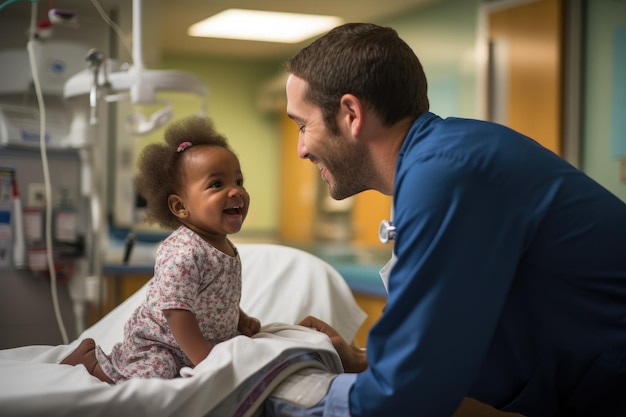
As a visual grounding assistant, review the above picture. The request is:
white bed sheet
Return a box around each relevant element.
[0,243,367,417]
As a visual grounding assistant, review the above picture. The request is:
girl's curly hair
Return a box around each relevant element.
[133,115,232,229]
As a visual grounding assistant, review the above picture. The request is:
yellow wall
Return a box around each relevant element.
[352,191,392,248]
[278,112,317,241]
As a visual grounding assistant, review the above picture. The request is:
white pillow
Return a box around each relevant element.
[238,243,366,343]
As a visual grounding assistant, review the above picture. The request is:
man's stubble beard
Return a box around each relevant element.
[324,137,375,201]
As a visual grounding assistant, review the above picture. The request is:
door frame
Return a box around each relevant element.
[476,0,583,165]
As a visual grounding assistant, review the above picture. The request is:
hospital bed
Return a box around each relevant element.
[0,243,367,417]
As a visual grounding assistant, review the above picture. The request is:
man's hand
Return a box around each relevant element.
[298,316,368,373]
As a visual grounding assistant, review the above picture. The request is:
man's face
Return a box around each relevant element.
[285,74,372,200]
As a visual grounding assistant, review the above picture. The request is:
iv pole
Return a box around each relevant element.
[62,0,208,332]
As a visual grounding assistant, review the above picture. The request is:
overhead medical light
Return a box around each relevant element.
[188,9,343,43]
[63,0,207,135]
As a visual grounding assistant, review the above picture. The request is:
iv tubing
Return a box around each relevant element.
[0,0,37,12]
[27,2,69,345]
[89,0,133,61]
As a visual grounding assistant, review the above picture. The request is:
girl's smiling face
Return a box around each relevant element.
[169,145,249,247]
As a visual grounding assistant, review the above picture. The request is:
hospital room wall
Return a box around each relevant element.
[128,0,625,242]
[582,0,626,202]
[275,0,481,246]
[391,0,626,203]
[382,0,482,120]
[143,0,487,245]
[395,0,625,202]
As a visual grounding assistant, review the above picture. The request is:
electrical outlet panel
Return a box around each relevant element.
[27,183,46,207]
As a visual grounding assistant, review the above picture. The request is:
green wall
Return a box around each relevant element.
[383,0,482,119]
[582,0,626,201]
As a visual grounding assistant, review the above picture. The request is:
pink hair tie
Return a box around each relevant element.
[177,141,193,152]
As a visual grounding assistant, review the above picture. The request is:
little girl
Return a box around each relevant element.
[61,116,260,383]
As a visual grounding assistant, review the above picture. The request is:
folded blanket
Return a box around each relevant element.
[182,323,343,417]
[0,323,342,417]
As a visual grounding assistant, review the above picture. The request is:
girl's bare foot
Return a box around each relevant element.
[60,338,113,383]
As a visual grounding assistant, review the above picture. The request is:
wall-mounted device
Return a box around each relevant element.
[0,40,88,149]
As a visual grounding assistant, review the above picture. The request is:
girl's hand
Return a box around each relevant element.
[238,309,261,337]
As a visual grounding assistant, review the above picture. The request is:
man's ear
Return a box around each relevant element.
[168,194,187,219]
[338,94,364,138]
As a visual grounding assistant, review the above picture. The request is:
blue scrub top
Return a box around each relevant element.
[350,112,626,416]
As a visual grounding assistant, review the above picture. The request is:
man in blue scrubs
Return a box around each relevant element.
[266,23,626,416]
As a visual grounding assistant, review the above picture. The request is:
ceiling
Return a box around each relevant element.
[154,0,442,59]
[6,0,442,61]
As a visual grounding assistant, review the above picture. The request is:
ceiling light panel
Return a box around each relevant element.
[188,9,343,43]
